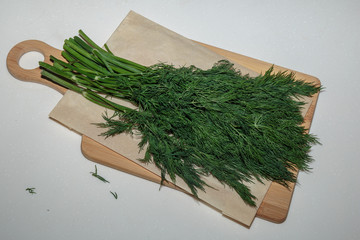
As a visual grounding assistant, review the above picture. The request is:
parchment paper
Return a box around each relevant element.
[49,11,311,227]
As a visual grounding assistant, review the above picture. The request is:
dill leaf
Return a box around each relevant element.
[90,165,110,183]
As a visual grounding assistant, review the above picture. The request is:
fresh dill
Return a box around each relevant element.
[110,191,118,199]
[40,30,321,206]
[90,165,109,183]
[26,187,36,194]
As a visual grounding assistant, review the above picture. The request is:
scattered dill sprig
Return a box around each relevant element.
[26,187,36,194]
[90,165,109,183]
[40,30,321,206]
[110,191,118,199]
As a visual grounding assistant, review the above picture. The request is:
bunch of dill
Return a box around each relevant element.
[40,30,321,206]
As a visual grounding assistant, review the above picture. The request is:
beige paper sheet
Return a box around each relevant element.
[49,11,312,226]
[106,11,259,77]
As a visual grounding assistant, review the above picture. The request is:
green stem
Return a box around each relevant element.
[40,70,82,93]
[92,49,115,74]
[82,90,133,113]
[63,44,109,75]
[79,29,147,71]
[50,56,98,79]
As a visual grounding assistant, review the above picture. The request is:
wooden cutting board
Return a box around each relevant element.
[6,38,320,225]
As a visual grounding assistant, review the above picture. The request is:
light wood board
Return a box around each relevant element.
[6,38,320,225]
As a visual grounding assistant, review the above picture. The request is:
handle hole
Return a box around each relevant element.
[19,51,44,70]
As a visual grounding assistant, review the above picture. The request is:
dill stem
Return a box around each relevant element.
[41,70,82,93]
[82,90,133,113]
[79,29,147,71]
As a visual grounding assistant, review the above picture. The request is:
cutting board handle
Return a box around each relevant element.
[6,40,66,94]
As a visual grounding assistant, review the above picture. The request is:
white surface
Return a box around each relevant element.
[0,0,359,239]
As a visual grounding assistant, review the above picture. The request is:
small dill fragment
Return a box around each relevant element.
[110,191,118,199]
[90,165,109,183]
[26,187,36,194]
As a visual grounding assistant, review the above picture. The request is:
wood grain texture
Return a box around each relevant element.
[6,40,67,94]
[6,39,320,224]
